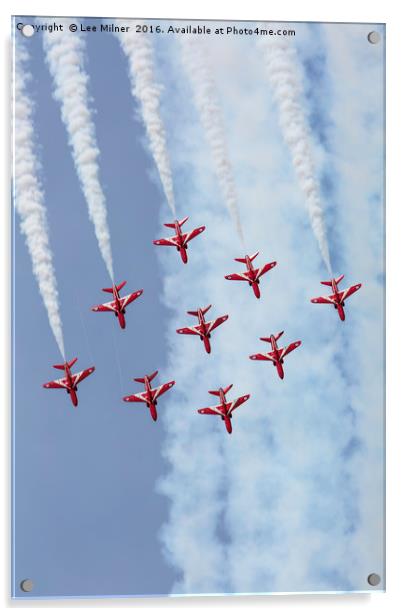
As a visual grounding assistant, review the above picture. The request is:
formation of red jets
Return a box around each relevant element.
[43,216,362,432]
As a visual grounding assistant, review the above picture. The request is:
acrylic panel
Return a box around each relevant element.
[12,16,385,598]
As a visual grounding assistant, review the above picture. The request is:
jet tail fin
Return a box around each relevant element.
[235,251,259,264]
[260,333,283,344]
[164,216,189,229]
[134,370,158,384]
[53,357,77,370]
[187,304,211,317]
[208,384,233,397]
[177,216,189,227]
[102,281,126,293]
[116,281,127,292]
[321,275,344,286]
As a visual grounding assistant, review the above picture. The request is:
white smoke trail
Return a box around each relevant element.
[42,20,114,281]
[259,37,332,273]
[13,43,65,358]
[179,36,245,245]
[115,22,176,215]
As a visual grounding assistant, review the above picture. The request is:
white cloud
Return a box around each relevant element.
[322,22,385,589]
[153,24,384,594]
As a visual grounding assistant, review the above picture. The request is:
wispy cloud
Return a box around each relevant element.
[13,41,65,358]
[42,19,115,281]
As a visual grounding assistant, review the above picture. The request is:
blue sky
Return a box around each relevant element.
[13,18,385,598]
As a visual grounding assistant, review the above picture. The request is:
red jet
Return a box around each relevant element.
[122,370,175,422]
[43,358,95,407]
[311,275,362,321]
[91,281,143,329]
[176,304,228,354]
[225,252,277,298]
[153,216,205,264]
[197,385,250,434]
[249,331,301,380]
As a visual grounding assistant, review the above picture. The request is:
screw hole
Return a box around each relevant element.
[20,578,34,592]
[367,573,381,586]
[21,24,35,38]
[367,31,380,44]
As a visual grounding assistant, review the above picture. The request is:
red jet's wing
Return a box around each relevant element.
[151,380,175,401]
[92,300,117,313]
[311,294,337,305]
[225,272,252,282]
[255,261,277,279]
[279,341,302,360]
[72,367,95,387]
[206,315,229,334]
[120,289,143,309]
[198,404,225,416]
[177,325,202,336]
[43,378,68,390]
[153,236,179,247]
[249,352,275,362]
[228,394,250,414]
[123,391,148,403]
[340,284,362,302]
[182,226,205,244]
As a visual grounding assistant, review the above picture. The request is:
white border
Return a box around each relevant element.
[2,1,401,613]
